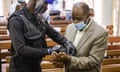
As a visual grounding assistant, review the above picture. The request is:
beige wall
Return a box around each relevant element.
[2,0,11,16]
[0,0,11,17]
[0,0,3,16]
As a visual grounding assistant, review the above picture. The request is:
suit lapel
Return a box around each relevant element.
[77,30,92,48]
[69,24,77,42]
[77,20,95,49]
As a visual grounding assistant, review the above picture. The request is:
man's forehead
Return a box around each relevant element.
[73,5,82,13]
[73,3,82,8]
[72,4,83,16]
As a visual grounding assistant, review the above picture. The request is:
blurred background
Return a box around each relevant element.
[0,0,120,36]
[0,0,120,72]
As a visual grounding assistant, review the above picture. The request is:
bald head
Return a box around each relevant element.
[72,2,90,23]
[73,2,89,16]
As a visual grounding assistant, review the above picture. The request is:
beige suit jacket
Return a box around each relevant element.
[64,19,108,72]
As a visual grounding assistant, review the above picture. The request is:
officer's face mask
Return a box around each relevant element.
[34,0,47,14]
[74,21,87,31]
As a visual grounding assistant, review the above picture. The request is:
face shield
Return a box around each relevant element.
[34,0,54,14]
[18,0,25,3]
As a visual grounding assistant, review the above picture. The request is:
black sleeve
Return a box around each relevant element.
[8,17,48,59]
[46,23,67,45]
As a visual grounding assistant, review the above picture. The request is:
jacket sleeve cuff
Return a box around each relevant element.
[69,56,78,69]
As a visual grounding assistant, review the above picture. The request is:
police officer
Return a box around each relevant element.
[8,0,76,72]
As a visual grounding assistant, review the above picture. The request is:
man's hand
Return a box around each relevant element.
[51,52,70,62]
[51,52,65,68]
[57,52,70,62]
[51,52,70,68]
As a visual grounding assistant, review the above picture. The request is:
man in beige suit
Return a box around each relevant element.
[51,2,108,72]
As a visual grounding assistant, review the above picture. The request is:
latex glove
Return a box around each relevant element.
[47,45,66,54]
[63,40,77,56]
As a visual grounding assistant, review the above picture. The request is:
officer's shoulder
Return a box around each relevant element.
[8,11,23,22]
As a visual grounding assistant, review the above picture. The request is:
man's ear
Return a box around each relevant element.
[89,10,93,17]
[85,12,90,20]
[84,14,90,24]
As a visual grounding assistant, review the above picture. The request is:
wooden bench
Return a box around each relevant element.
[102,36,120,72]
[0,30,7,35]
[0,26,7,30]
[108,45,120,50]
[108,36,120,43]
[107,49,120,56]
[108,36,120,50]
[102,45,120,72]
[0,40,11,49]
[102,64,120,72]
[0,35,10,40]
[103,49,120,64]
[103,58,120,65]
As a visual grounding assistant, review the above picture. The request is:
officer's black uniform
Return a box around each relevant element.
[8,6,67,72]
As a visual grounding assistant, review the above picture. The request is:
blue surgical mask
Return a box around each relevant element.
[74,21,87,31]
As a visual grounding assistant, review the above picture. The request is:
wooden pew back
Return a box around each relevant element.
[102,50,120,72]
[103,49,120,65]
[108,36,120,50]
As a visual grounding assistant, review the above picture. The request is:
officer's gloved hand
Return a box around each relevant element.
[47,45,66,55]
[63,40,77,56]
